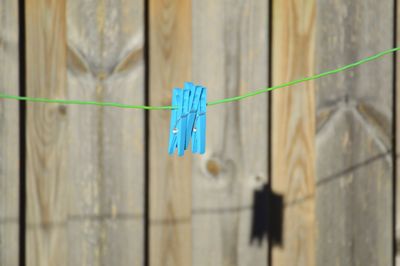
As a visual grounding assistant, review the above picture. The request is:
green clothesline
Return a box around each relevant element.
[1,47,399,110]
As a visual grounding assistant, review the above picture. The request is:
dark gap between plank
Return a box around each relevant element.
[17,0,27,265]
[267,0,274,265]
[392,0,397,264]
[144,0,150,265]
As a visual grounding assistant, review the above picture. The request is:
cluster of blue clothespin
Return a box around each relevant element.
[168,82,207,156]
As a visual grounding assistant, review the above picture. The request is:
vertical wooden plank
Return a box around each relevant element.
[25,0,68,265]
[67,0,145,265]
[149,0,192,265]
[316,1,393,265]
[271,0,316,265]
[0,0,19,265]
[192,0,269,265]
[26,0,145,264]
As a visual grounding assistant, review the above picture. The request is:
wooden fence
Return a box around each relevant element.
[0,0,398,265]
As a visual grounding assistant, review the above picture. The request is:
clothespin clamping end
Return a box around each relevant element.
[168,82,207,156]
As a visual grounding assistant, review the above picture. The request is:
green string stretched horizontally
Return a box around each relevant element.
[208,47,400,106]
[1,47,399,110]
[0,94,173,110]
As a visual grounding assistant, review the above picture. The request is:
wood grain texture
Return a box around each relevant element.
[316,1,393,265]
[149,0,192,265]
[192,0,269,265]
[67,0,145,265]
[0,0,19,265]
[25,0,68,265]
[26,0,145,264]
[271,0,316,265]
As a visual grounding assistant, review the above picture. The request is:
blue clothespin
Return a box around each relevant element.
[185,83,200,149]
[192,86,207,154]
[168,88,183,155]
[178,87,190,156]
[168,83,207,156]
[168,85,190,156]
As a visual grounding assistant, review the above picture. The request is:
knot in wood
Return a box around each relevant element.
[206,159,220,177]
[58,104,67,115]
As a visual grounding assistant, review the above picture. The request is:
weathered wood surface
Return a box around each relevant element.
[192,0,269,265]
[271,0,316,265]
[316,1,394,265]
[67,0,145,265]
[0,0,19,265]
[17,0,398,265]
[25,0,68,265]
[149,0,192,265]
[26,0,145,265]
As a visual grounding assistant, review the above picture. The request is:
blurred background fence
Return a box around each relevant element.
[0,0,398,265]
